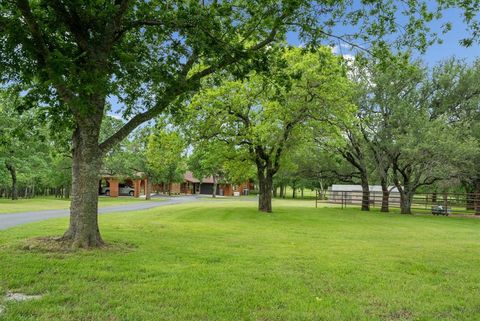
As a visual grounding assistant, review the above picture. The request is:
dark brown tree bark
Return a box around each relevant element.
[279,185,284,198]
[380,177,390,212]
[395,180,414,215]
[393,168,414,215]
[399,190,413,214]
[340,130,370,211]
[400,194,412,214]
[62,123,104,248]
[258,169,273,213]
[5,161,18,200]
[212,174,217,198]
[360,176,370,211]
[145,180,151,200]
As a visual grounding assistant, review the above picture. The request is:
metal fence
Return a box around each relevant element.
[315,190,480,215]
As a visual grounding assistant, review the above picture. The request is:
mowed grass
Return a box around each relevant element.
[0,196,163,214]
[1,200,480,320]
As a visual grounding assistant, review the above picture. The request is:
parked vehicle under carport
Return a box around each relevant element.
[101,184,135,196]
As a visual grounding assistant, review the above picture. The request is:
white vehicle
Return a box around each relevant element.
[102,183,135,196]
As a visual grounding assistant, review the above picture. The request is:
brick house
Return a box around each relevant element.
[100,171,254,197]
[154,171,254,196]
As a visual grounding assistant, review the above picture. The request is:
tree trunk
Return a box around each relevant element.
[380,178,389,213]
[292,186,296,199]
[279,185,284,198]
[273,186,278,198]
[400,190,413,214]
[212,174,217,198]
[360,176,370,211]
[5,161,18,200]
[475,180,480,215]
[62,126,104,248]
[145,180,151,200]
[258,170,273,213]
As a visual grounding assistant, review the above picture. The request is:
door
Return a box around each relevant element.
[200,183,213,195]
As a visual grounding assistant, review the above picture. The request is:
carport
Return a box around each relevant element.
[100,174,150,199]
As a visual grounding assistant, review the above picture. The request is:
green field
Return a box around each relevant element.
[0,196,163,214]
[276,186,318,199]
[1,200,480,320]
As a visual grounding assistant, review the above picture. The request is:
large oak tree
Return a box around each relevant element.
[183,47,353,212]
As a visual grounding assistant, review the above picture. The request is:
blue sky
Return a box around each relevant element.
[408,7,479,64]
[286,7,479,66]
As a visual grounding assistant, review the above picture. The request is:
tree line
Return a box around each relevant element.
[5,47,478,218]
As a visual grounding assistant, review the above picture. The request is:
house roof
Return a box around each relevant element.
[330,184,399,193]
[99,171,146,179]
[183,171,215,184]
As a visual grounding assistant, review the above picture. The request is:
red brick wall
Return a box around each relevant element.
[108,179,119,197]
[222,184,233,196]
[170,183,181,194]
[133,179,141,197]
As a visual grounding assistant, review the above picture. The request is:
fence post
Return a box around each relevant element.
[444,193,448,215]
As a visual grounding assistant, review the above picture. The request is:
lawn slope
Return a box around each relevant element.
[0,200,479,320]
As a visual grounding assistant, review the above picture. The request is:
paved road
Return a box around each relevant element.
[0,196,199,231]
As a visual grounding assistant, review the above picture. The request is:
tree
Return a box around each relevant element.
[0,0,445,247]
[188,141,232,198]
[0,93,50,200]
[294,145,356,200]
[336,126,372,211]
[185,48,353,212]
[425,58,480,213]
[355,56,480,214]
[146,126,185,196]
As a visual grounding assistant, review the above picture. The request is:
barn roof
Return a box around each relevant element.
[330,184,399,193]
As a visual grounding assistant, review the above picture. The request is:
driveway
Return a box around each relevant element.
[0,196,199,231]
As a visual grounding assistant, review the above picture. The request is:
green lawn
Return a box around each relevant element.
[0,196,163,214]
[1,200,480,320]
[277,186,317,199]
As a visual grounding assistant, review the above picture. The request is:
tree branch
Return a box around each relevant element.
[99,21,283,154]
[16,0,76,104]
[15,0,50,66]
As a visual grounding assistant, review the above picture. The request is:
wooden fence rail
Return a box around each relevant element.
[315,191,480,215]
